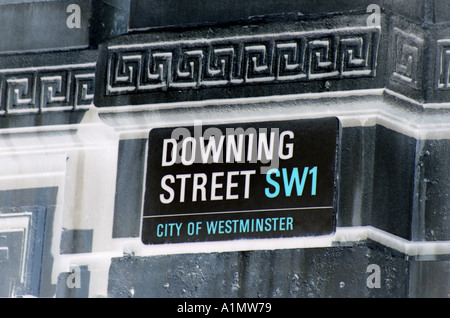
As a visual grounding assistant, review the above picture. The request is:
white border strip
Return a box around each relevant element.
[108,26,379,50]
[385,88,450,110]
[98,88,450,141]
[143,206,333,219]
[97,88,385,114]
[114,226,450,258]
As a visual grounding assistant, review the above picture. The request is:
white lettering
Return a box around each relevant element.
[176,174,191,203]
[240,170,256,199]
[192,173,207,202]
[160,170,256,203]
[164,127,294,166]
[160,174,175,204]
[226,171,240,200]
[181,137,196,165]
[278,130,294,160]
[226,133,244,163]
[162,139,177,166]
[257,131,276,162]
[211,172,224,201]
[199,135,225,163]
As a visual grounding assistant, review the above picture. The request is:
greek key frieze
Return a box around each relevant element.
[0,63,96,115]
[390,28,424,90]
[105,27,380,96]
[437,39,450,90]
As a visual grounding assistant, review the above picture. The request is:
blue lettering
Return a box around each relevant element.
[232,220,239,233]
[265,169,280,198]
[225,220,232,233]
[157,224,164,237]
[156,223,183,237]
[206,221,217,234]
[264,218,272,231]
[282,167,309,197]
[240,219,249,232]
[287,217,293,230]
[218,220,225,234]
[279,217,285,230]
[201,217,295,236]
[255,219,264,232]
[309,166,318,195]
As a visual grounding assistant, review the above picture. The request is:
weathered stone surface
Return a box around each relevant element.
[95,13,384,107]
[107,241,410,298]
[0,0,92,53]
[0,0,449,299]
[128,0,450,30]
[0,49,97,127]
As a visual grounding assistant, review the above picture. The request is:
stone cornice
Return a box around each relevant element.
[0,1,447,122]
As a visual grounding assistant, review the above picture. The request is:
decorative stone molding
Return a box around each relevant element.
[104,27,380,96]
[390,28,424,90]
[0,63,96,115]
[0,207,47,297]
[437,39,450,91]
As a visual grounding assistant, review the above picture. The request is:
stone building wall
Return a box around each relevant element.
[0,0,449,298]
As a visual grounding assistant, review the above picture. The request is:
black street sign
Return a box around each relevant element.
[142,117,339,244]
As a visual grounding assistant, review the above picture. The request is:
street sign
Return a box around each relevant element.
[142,117,339,244]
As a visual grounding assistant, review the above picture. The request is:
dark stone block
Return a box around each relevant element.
[90,0,131,48]
[371,125,416,240]
[337,126,377,228]
[107,241,410,297]
[409,260,450,297]
[129,0,449,30]
[418,139,450,241]
[129,0,378,30]
[337,125,417,241]
[434,0,450,23]
[0,0,92,53]
[60,229,93,254]
[113,139,147,238]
